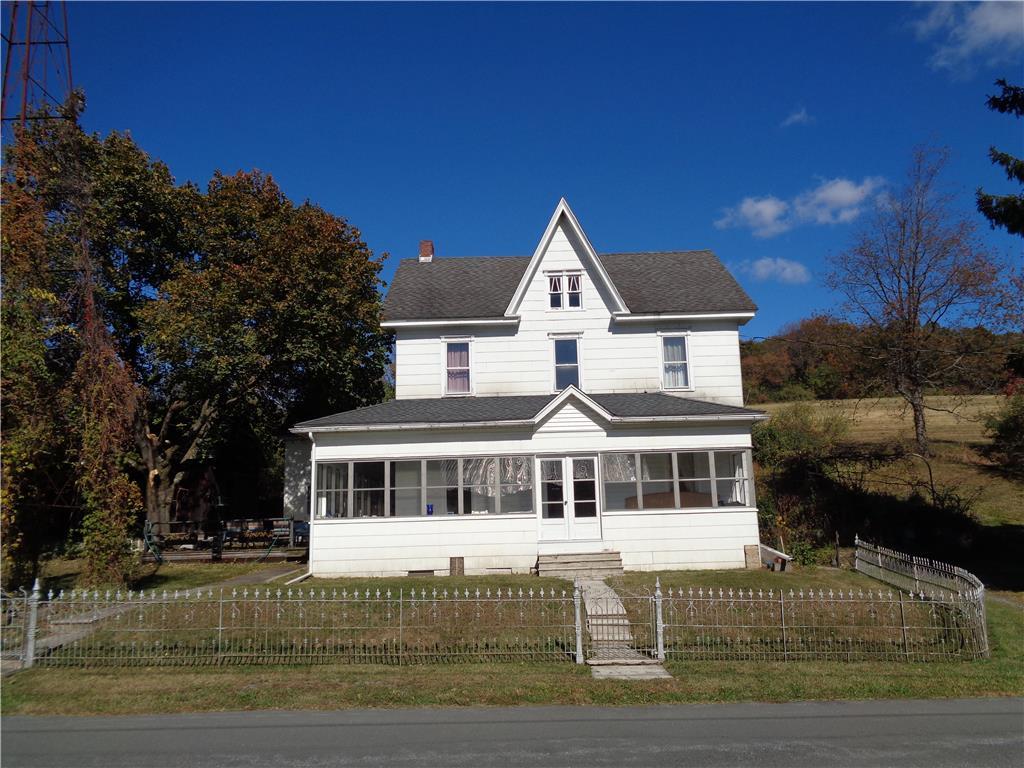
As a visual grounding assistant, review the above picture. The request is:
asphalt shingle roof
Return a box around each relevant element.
[382,251,756,321]
[292,392,763,430]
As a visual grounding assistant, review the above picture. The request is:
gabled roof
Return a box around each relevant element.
[382,251,756,322]
[291,389,765,432]
[503,198,628,317]
[381,199,756,324]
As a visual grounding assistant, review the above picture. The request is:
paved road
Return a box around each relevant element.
[3,698,1022,767]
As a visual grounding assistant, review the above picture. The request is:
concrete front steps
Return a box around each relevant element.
[536,551,623,579]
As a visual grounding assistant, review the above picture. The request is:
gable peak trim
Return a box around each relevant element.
[503,198,629,317]
[531,385,614,425]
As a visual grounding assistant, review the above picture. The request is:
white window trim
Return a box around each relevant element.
[543,269,584,312]
[441,336,474,397]
[549,332,583,393]
[658,331,694,392]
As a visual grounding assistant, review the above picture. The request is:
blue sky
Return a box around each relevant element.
[28,2,1024,337]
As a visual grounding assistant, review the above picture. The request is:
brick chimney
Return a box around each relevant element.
[418,240,434,263]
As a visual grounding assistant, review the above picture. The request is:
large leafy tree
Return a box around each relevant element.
[828,147,1006,455]
[977,79,1024,237]
[2,95,391,582]
[137,171,390,531]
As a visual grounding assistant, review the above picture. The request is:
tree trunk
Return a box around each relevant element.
[909,387,929,456]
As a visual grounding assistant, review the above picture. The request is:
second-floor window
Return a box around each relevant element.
[554,337,580,390]
[446,341,471,394]
[548,272,582,309]
[662,335,690,389]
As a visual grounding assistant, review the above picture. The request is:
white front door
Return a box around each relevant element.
[538,456,601,541]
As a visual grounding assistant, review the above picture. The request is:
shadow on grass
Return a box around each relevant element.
[827,481,1024,592]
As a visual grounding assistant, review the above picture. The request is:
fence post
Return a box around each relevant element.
[780,590,788,661]
[398,587,403,666]
[898,590,910,660]
[654,577,665,662]
[22,578,41,669]
[573,579,584,665]
[217,589,224,661]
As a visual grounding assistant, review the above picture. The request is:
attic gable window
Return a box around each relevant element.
[548,272,583,310]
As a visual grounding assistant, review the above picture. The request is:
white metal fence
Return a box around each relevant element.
[854,536,985,597]
[0,542,989,668]
[17,585,581,667]
[654,585,987,661]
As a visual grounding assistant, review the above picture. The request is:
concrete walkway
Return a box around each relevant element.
[577,578,671,680]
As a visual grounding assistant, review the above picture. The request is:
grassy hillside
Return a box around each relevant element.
[760,395,1023,590]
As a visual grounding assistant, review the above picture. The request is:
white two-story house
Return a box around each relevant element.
[290,199,766,576]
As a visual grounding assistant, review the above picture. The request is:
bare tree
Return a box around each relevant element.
[828,147,1006,455]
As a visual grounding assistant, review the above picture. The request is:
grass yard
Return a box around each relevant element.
[302,574,569,595]
[609,566,881,596]
[36,559,289,595]
[4,598,1019,715]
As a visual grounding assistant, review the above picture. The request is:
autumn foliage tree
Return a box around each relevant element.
[1,95,391,584]
[827,147,1007,454]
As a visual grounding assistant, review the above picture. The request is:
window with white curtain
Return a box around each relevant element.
[547,272,583,310]
[445,341,470,394]
[602,450,751,511]
[662,335,690,389]
[713,451,748,507]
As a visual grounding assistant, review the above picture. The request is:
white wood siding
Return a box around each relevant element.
[393,221,745,405]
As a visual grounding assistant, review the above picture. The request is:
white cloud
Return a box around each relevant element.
[716,176,886,238]
[780,106,814,128]
[715,196,791,238]
[739,257,812,285]
[914,2,1024,74]
[792,176,886,225]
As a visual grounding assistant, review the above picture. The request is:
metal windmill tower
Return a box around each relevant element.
[2,0,73,130]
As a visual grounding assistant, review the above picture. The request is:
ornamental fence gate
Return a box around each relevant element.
[0,539,988,668]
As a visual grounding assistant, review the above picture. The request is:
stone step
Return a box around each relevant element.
[538,552,622,563]
[587,657,662,666]
[542,571,623,580]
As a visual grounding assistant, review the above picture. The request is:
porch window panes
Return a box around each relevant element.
[566,273,582,308]
[352,461,386,517]
[548,275,563,308]
[315,462,348,519]
[640,453,674,509]
[462,458,496,514]
[714,450,748,507]
[446,342,470,394]
[426,459,458,516]
[572,458,597,517]
[498,456,533,513]
[540,459,565,519]
[663,336,689,389]
[602,453,638,510]
[677,451,713,508]
[390,460,422,517]
[554,338,580,390]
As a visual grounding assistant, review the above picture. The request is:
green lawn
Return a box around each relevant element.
[4,597,1019,715]
[37,559,288,595]
[303,574,568,595]
[609,566,881,596]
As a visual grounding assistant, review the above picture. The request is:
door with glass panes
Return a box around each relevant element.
[538,457,601,541]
